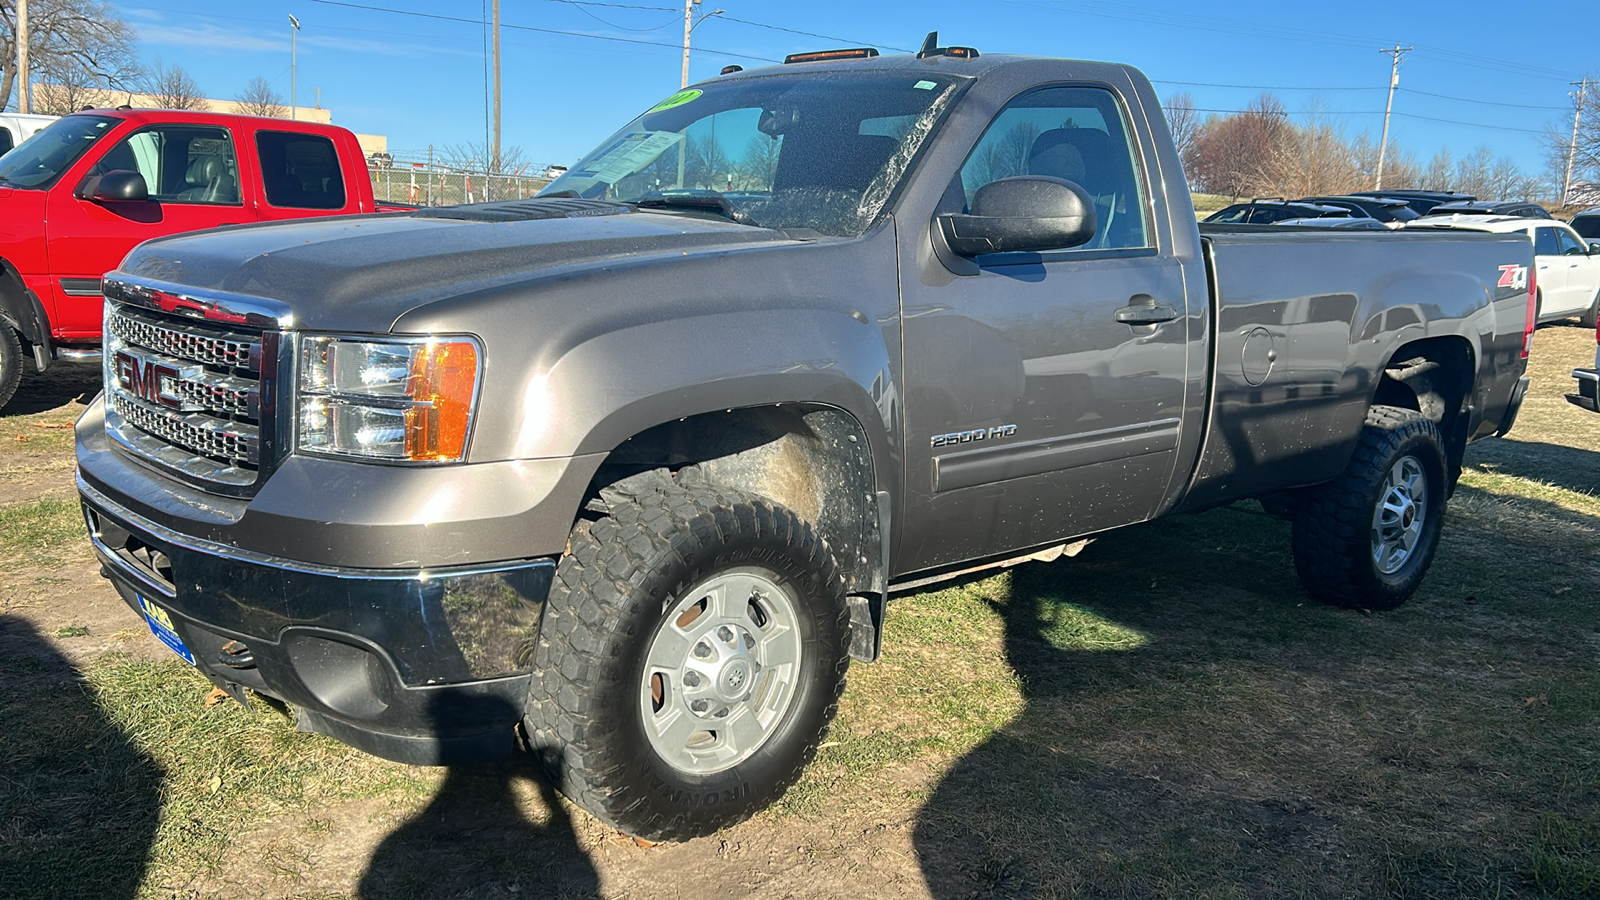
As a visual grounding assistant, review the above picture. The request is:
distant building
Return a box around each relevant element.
[24,82,387,158]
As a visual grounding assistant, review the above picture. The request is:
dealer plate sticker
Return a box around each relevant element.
[137,595,195,666]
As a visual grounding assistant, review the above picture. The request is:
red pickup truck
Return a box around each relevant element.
[0,109,402,411]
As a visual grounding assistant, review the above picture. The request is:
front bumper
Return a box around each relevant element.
[1567,368,1599,412]
[80,476,555,765]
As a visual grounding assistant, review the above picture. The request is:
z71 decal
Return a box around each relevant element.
[1498,264,1529,291]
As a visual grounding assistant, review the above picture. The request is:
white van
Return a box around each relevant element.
[0,113,61,156]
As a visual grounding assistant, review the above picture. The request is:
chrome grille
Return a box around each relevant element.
[106,311,260,370]
[103,301,277,492]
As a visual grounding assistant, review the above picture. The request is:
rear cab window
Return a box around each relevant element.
[257,131,347,210]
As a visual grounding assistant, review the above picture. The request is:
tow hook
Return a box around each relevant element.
[218,640,256,670]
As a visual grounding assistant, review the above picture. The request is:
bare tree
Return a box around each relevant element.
[1420,148,1455,191]
[1452,145,1497,198]
[234,76,287,118]
[1186,93,1291,198]
[1540,77,1600,202]
[736,134,780,189]
[2,0,140,112]
[144,60,206,110]
[1161,92,1200,172]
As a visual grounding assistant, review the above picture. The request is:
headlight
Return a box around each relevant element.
[297,336,481,462]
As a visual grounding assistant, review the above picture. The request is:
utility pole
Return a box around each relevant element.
[1376,43,1411,191]
[680,0,723,89]
[492,0,501,175]
[1564,79,1587,207]
[289,14,302,120]
[16,0,29,114]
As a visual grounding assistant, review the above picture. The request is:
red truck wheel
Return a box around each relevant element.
[1290,405,1447,610]
[0,326,22,412]
[522,469,851,841]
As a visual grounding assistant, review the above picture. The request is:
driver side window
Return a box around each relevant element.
[89,126,240,205]
[958,85,1150,250]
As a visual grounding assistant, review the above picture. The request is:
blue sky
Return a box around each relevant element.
[114,0,1597,183]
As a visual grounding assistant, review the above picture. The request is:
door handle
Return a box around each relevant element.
[1114,300,1180,326]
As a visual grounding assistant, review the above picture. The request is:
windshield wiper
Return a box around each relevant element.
[634,192,759,227]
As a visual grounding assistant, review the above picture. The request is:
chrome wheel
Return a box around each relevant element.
[640,567,803,775]
[1371,455,1427,575]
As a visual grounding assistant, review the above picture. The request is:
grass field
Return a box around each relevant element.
[0,326,1596,898]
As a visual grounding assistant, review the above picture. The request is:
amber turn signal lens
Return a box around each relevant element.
[405,340,479,461]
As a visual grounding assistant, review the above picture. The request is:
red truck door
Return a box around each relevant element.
[250,128,365,220]
[44,121,256,340]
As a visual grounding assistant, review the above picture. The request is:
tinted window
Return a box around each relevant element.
[88,125,239,204]
[1533,227,1560,256]
[0,130,12,156]
[1556,228,1587,256]
[1571,216,1600,240]
[959,85,1150,250]
[257,131,346,210]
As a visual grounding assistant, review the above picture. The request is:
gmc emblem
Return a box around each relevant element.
[113,351,198,410]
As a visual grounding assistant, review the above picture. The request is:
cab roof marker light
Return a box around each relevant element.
[915,31,980,60]
[783,48,879,64]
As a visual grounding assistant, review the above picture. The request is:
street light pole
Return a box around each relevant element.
[289,14,302,120]
[680,0,723,89]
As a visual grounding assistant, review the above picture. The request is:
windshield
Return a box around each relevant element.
[541,70,965,237]
[0,114,118,189]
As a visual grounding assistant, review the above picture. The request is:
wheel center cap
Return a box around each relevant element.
[1401,501,1415,529]
[720,659,752,698]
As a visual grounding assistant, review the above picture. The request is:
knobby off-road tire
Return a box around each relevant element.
[0,326,23,413]
[1291,405,1447,611]
[523,470,851,841]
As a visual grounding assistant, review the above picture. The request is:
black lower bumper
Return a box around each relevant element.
[79,477,556,766]
[1567,368,1599,413]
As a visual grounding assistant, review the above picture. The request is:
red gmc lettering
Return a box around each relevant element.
[114,352,182,408]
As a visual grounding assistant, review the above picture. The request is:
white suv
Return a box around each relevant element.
[1410,214,1600,328]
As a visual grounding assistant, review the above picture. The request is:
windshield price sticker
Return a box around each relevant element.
[569,131,685,184]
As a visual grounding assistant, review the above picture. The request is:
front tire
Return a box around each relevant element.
[1581,289,1599,330]
[1291,406,1447,611]
[0,327,22,413]
[523,470,851,841]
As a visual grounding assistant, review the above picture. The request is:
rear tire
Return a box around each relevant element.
[1291,406,1447,611]
[0,327,23,413]
[523,470,851,841]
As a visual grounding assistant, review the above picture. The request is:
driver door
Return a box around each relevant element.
[897,84,1199,573]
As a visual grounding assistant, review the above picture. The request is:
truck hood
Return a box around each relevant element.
[114,199,799,332]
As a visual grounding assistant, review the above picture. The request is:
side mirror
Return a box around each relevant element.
[1589,242,1600,255]
[78,169,149,203]
[935,176,1097,258]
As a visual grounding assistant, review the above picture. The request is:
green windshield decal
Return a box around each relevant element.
[647,89,702,113]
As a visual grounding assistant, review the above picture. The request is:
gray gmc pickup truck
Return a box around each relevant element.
[76,40,1535,841]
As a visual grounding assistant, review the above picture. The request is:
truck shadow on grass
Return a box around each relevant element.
[0,614,163,898]
[357,696,601,899]
[909,501,1596,898]
[1,362,102,417]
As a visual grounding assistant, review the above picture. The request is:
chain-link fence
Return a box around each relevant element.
[366,154,562,206]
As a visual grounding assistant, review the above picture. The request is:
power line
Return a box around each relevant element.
[1153,79,1377,91]
[716,15,913,53]
[1398,87,1567,111]
[304,0,779,63]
